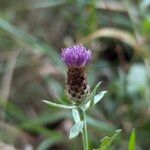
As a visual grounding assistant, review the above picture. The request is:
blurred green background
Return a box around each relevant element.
[0,0,150,149]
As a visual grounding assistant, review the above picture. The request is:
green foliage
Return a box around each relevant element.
[94,129,122,150]
[128,129,136,150]
[72,109,80,123]
[69,121,84,139]
[86,91,107,109]
[43,100,77,109]
[82,81,102,110]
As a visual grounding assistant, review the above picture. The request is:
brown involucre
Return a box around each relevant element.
[66,67,90,103]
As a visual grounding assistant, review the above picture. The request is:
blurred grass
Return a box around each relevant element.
[0,18,61,65]
[0,0,149,149]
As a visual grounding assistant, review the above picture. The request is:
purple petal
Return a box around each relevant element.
[61,44,92,68]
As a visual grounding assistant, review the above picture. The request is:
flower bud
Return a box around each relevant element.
[61,44,92,103]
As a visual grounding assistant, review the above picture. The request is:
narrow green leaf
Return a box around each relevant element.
[72,109,80,123]
[86,91,107,109]
[43,100,77,109]
[128,129,136,150]
[93,91,107,105]
[93,81,102,92]
[85,81,102,103]
[81,81,102,110]
[94,129,122,150]
[69,121,84,139]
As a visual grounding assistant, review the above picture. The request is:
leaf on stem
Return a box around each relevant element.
[72,109,80,123]
[86,91,107,109]
[82,81,102,110]
[93,91,107,105]
[43,100,76,109]
[69,121,84,139]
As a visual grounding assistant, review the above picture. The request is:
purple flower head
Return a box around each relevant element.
[61,44,92,68]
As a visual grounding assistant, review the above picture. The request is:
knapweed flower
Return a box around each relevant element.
[61,44,92,103]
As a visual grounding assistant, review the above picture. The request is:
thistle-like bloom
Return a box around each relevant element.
[61,44,92,68]
[61,44,92,103]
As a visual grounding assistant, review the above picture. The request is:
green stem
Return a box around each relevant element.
[83,111,88,150]
[79,108,89,150]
